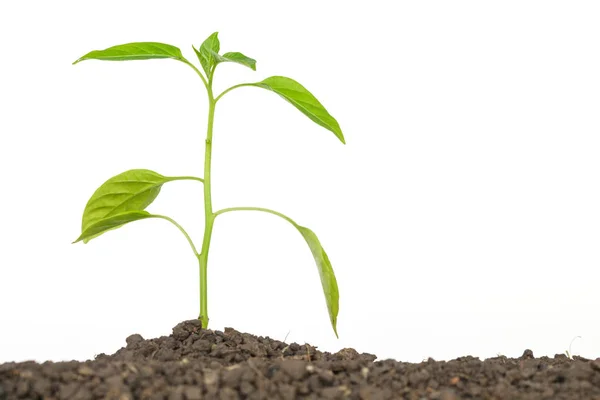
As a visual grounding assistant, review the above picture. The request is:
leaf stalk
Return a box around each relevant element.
[181,59,209,91]
[215,83,255,103]
[154,214,200,256]
[214,206,298,226]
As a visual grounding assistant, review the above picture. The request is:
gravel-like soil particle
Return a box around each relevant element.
[2,320,600,399]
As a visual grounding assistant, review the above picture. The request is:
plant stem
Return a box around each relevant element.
[214,207,298,227]
[214,83,255,103]
[197,71,217,329]
[168,175,205,184]
[180,59,208,91]
[153,214,199,256]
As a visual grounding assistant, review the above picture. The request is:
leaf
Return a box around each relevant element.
[73,211,155,244]
[215,52,257,71]
[252,76,345,144]
[195,32,221,76]
[78,169,170,243]
[295,225,340,337]
[73,42,187,64]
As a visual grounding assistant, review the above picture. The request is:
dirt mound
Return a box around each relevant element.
[1,320,600,399]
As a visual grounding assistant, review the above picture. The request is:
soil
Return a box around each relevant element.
[1,320,600,399]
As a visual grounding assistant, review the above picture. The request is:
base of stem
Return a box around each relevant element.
[199,314,209,330]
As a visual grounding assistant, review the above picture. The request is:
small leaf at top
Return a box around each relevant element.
[195,32,221,76]
[79,169,170,243]
[251,76,345,144]
[73,42,187,64]
[73,211,155,243]
[295,225,340,337]
[214,52,257,71]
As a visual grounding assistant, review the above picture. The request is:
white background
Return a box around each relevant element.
[1,1,599,364]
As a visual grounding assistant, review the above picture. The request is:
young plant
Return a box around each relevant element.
[72,33,344,336]
[565,335,582,360]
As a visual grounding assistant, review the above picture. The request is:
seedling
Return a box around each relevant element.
[72,33,343,337]
[565,336,582,360]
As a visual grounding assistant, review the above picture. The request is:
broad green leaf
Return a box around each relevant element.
[295,225,340,337]
[195,32,221,76]
[214,52,257,71]
[79,169,170,243]
[73,211,155,244]
[252,76,345,144]
[73,42,187,64]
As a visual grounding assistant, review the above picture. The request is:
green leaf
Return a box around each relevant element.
[73,211,155,244]
[212,206,340,336]
[215,52,256,71]
[252,76,345,144]
[195,32,221,76]
[73,42,187,64]
[295,225,340,337]
[78,169,170,243]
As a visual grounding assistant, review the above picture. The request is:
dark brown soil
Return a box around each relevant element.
[1,320,600,399]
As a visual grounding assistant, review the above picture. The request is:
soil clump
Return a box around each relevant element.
[2,320,600,399]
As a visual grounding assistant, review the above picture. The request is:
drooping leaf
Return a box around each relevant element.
[73,211,155,244]
[214,52,256,71]
[213,206,340,336]
[73,42,187,64]
[295,225,340,337]
[79,169,170,243]
[251,76,345,144]
[195,32,221,76]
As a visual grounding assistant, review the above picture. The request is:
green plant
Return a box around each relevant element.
[72,33,344,337]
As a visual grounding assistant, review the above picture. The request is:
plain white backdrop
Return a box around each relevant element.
[1,1,599,364]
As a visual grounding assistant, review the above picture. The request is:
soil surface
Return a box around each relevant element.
[1,320,600,399]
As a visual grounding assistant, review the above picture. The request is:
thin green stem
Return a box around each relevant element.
[214,207,298,227]
[153,214,199,256]
[214,83,255,103]
[180,59,209,90]
[208,67,216,89]
[167,175,205,184]
[197,71,217,329]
